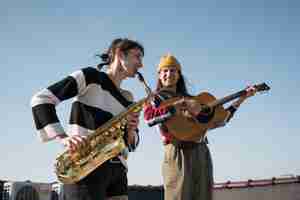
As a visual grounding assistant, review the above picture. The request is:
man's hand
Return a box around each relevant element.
[126,112,140,145]
[56,135,88,153]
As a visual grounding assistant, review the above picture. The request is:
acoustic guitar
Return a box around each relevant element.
[159,83,270,141]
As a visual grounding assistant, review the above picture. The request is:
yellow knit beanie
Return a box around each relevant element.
[157,53,181,72]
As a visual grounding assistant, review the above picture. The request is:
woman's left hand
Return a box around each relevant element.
[232,85,257,108]
[245,85,257,98]
[240,85,257,101]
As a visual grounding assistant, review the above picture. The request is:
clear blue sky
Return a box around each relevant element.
[1,0,299,185]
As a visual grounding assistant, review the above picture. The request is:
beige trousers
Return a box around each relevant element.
[162,142,214,200]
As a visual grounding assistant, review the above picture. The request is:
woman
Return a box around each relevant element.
[143,53,256,200]
[31,38,144,200]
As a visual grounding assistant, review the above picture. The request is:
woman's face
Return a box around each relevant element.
[159,66,180,88]
[120,48,144,78]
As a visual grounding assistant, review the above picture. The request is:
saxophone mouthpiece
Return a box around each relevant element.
[136,71,152,96]
[136,71,144,82]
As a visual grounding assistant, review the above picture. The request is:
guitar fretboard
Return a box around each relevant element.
[208,90,247,108]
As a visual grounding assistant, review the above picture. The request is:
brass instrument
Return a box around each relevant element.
[55,72,151,184]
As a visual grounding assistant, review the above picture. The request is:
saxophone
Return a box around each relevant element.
[55,72,152,184]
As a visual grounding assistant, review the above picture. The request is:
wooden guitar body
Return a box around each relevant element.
[164,92,229,141]
[157,83,270,142]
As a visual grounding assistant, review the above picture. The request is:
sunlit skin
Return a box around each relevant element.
[108,48,144,86]
[159,66,180,89]
[119,48,144,78]
[57,48,144,153]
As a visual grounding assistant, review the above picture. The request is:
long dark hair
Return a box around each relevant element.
[155,71,190,96]
[96,38,144,70]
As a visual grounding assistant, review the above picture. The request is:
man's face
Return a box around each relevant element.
[120,48,143,77]
[159,66,180,87]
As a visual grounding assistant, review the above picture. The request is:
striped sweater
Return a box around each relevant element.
[31,67,139,164]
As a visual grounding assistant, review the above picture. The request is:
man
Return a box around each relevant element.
[143,53,256,200]
[31,38,144,200]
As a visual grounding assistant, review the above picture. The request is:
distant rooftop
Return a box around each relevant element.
[2,175,299,189]
[214,175,300,189]
[2,176,300,200]
[126,175,300,191]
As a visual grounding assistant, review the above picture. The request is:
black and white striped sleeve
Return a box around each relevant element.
[30,69,87,142]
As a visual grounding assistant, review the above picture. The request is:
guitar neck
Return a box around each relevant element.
[159,83,269,110]
[208,90,247,108]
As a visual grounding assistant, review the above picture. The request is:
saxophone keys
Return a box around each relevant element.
[115,122,122,129]
[95,136,101,144]
[121,118,127,124]
[133,106,142,112]
[90,139,97,148]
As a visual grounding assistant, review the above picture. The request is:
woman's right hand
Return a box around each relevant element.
[56,135,88,153]
[173,97,203,117]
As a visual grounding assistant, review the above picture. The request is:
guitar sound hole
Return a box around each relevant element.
[197,107,215,123]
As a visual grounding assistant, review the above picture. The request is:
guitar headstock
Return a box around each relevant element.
[254,82,271,93]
